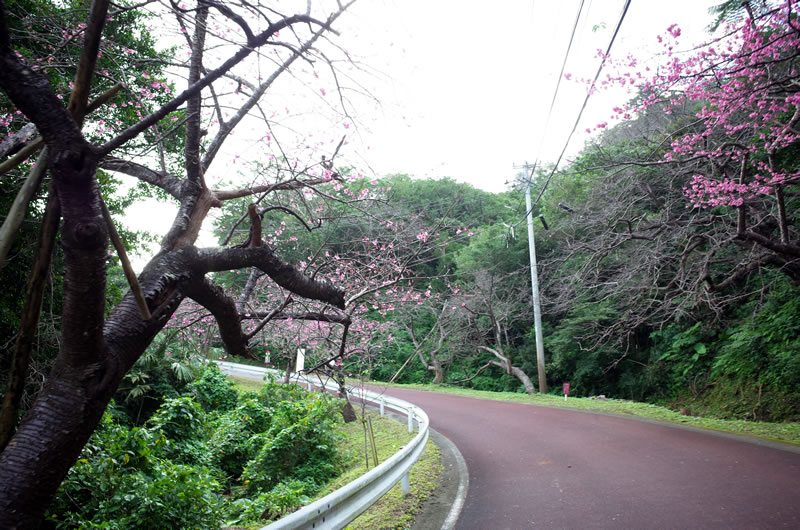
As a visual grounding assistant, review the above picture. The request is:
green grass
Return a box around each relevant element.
[376,381,800,445]
[311,407,441,530]
[229,375,264,393]
[227,376,443,529]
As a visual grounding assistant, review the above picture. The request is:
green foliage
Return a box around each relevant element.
[240,392,343,495]
[712,286,800,388]
[188,363,238,412]
[49,373,349,527]
[226,479,313,525]
[47,412,224,529]
[113,340,201,425]
[545,301,620,396]
[652,322,716,393]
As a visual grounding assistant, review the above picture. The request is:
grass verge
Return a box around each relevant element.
[228,376,443,529]
[376,382,800,445]
[312,406,441,530]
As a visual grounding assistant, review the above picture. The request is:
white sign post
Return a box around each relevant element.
[295,348,305,373]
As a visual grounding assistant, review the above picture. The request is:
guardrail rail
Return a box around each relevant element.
[216,362,430,530]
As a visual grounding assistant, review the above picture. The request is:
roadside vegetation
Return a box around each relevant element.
[46,364,346,528]
[45,363,439,529]
[321,408,441,530]
[231,375,443,530]
[378,382,800,445]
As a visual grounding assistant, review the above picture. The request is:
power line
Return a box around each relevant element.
[532,0,632,205]
[531,0,587,168]
[510,0,589,223]
[513,0,633,228]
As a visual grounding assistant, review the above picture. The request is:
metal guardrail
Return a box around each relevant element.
[216,361,430,530]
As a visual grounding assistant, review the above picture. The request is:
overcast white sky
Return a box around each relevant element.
[338,0,720,192]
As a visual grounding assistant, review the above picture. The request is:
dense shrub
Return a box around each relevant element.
[46,413,224,529]
[47,366,347,528]
[188,363,238,412]
[240,391,343,495]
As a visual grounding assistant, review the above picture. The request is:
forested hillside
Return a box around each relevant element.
[362,1,800,421]
[1,0,798,525]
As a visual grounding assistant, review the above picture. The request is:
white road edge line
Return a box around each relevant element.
[435,430,469,530]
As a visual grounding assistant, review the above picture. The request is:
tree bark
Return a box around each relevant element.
[0,2,354,524]
[479,346,537,395]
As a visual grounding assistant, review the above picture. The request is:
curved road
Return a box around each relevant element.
[383,388,800,529]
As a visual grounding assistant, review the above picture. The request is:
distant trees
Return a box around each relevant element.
[454,271,537,394]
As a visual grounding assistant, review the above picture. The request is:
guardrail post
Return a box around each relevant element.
[379,398,385,417]
[407,407,414,433]
[401,472,410,496]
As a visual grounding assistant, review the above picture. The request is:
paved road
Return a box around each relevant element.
[382,388,800,529]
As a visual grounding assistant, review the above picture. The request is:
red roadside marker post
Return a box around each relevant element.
[563,382,570,402]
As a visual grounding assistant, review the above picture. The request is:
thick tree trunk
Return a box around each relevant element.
[0,262,185,527]
[509,365,537,395]
[334,369,356,423]
[432,358,444,384]
[416,349,444,384]
[480,345,537,395]
[0,362,118,527]
[0,3,352,525]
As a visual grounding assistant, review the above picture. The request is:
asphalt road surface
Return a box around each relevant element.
[382,388,800,529]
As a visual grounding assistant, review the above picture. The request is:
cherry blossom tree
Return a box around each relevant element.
[537,1,799,371]
[0,0,381,524]
[587,1,800,281]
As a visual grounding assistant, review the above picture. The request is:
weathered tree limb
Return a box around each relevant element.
[184,6,208,188]
[0,122,36,159]
[0,187,60,451]
[97,11,342,157]
[66,0,110,124]
[236,268,266,310]
[245,203,263,248]
[99,157,183,198]
[0,83,122,177]
[0,148,49,269]
[243,296,293,340]
[184,276,256,360]
[194,245,346,309]
[99,196,151,320]
[200,15,336,170]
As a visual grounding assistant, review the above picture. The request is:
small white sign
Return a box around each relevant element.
[296,348,305,372]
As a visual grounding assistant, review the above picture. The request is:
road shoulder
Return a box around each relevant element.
[412,428,469,530]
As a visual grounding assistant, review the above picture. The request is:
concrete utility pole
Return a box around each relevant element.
[516,163,547,393]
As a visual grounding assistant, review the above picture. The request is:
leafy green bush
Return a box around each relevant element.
[188,363,238,412]
[146,396,216,469]
[208,412,255,482]
[226,479,313,526]
[49,374,349,528]
[47,413,224,529]
[240,393,343,494]
[112,340,201,425]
